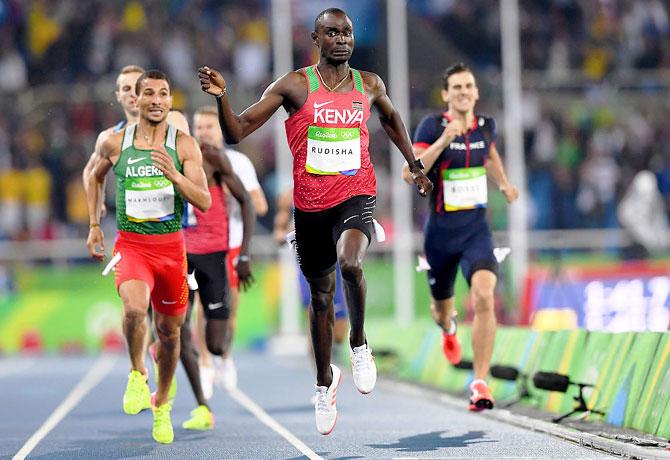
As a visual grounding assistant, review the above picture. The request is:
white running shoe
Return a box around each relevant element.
[351,343,377,394]
[214,356,238,391]
[200,365,214,400]
[314,364,341,435]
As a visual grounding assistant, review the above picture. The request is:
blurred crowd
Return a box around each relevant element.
[0,0,669,250]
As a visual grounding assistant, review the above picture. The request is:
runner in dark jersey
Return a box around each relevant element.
[86,70,211,444]
[198,7,432,435]
[402,63,518,412]
[175,106,255,431]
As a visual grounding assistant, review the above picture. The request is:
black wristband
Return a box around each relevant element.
[409,158,424,171]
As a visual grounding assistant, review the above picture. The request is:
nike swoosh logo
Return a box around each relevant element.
[161,300,177,305]
[313,100,334,109]
[208,302,224,310]
[127,157,145,165]
[343,215,359,224]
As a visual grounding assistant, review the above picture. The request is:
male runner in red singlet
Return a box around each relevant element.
[86,70,211,444]
[176,106,256,430]
[198,8,432,435]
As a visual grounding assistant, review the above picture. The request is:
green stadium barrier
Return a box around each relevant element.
[355,319,670,439]
[583,332,635,426]
[0,264,278,352]
[603,332,662,429]
[633,334,670,435]
[544,329,588,414]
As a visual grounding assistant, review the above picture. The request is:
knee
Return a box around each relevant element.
[155,319,181,344]
[123,308,145,326]
[339,257,363,284]
[206,338,224,356]
[471,285,495,314]
[310,288,335,313]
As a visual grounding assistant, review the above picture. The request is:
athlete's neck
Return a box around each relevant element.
[447,109,475,130]
[125,112,139,125]
[137,120,167,146]
[316,61,351,88]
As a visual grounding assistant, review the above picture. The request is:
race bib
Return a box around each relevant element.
[306,126,361,175]
[125,176,175,222]
[442,167,487,211]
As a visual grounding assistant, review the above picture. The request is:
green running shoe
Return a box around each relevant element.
[182,405,215,430]
[152,402,174,444]
[123,370,151,415]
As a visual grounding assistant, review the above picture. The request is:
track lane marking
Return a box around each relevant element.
[228,387,323,460]
[12,354,118,460]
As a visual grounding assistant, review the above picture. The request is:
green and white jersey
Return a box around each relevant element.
[113,124,184,234]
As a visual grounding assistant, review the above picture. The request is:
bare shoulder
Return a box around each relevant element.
[270,69,307,96]
[176,131,202,160]
[359,70,385,93]
[99,130,124,158]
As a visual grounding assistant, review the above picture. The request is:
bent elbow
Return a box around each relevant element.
[198,194,212,213]
[223,133,241,145]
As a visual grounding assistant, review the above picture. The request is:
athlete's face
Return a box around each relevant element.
[137,78,172,124]
[193,113,223,147]
[115,72,142,117]
[312,13,354,63]
[442,71,479,114]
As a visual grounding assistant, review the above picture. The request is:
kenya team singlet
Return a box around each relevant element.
[285,66,376,212]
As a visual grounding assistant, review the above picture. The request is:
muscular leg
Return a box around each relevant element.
[193,294,212,367]
[431,297,456,331]
[179,303,208,407]
[223,287,239,357]
[337,229,369,349]
[205,318,228,357]
[307,272,337,387]
[470,270,497,380]
[153,310,185,406]
[119,280,151,374]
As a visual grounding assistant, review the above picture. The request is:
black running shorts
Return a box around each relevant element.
[187,251,231,320]
[294,195,376,279]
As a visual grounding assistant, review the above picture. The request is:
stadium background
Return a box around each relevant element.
[0,0,669,440]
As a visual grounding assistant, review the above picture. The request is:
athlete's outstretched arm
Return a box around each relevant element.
[202,144,256,289]
[486,145,518,203]
[153,135,211,212]
[365,72,433,197]
[198,67,299,144]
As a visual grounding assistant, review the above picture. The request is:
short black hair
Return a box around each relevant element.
[314,8,348,32]
[135,69,170,95]
[442,62,472,90]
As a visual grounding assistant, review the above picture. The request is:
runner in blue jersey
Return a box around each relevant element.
[402,63,518,412]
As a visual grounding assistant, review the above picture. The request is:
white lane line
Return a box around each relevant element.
[0,358,35,379]
[12,354,118,460]
[228,387,323,460]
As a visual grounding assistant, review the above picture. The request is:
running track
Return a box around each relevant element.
[1,351,614,459]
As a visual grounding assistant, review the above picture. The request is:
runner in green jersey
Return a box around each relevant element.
[86,70,211,444]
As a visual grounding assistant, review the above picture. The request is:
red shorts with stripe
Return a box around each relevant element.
[226,246,241,290]
[114,231,189,316]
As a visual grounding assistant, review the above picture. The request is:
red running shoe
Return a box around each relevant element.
[441,319,462,365]
[469,379,495,412]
